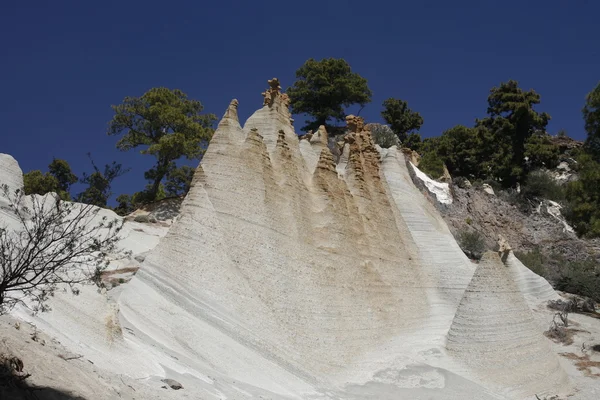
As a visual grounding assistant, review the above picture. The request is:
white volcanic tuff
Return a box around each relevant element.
[0,153,23,193]
[504,250,560,306]
[446,251,570,398]
[0,154,24,230]
[409,161,453,205]
[380,147,475,344]
[120,92,430,390]
[2,87,577,398]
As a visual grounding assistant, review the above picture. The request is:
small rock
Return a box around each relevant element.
[482,183,495,196]
[161,379,183,390]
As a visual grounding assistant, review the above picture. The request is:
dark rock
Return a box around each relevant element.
[161,378,183,390]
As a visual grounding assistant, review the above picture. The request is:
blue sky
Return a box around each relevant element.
[1,0,598,201]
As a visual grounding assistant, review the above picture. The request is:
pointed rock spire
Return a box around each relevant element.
[222,99,239,123]
[447,251,569,397]
[309,125,328,147]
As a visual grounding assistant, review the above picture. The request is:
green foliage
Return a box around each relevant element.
[418,151,444,179]
[435,125,487,179]
[365,123,398,148]
[381,98,423,143]
[554,258,600,302]
[131,184,167,206]
[114,194,135,216]
[516,248,600,301]
[48,158,78,193]
[583,82,600,160]
[23,159,77,201]
[564,152,600,237]
[404,133,423,153]
[457,229,486,260]
[416,136,442,178]
[287,58,372,132]
[77,156,128,208]
[520,170,565,202]
[475,80,550,186]
[23,170,60,198]
[524,132,560,169]
[165,165,195,197]
[515,247,546,276]
[107,87,216,201]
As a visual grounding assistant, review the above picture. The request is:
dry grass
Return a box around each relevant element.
[104,305,123,344]
[100,267,139,279]
[560,352,600,377]
[545,326,575,345]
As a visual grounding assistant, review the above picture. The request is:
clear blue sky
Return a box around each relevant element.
[1,0,598,201]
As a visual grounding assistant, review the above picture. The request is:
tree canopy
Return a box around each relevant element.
[287,58,372,132]
[23,158,77,201]
[475,80,550,185]
[381,98,423,143]
[48,158,78,194]
[562,82,600,238]
[583,82,600,160]
[76,155,128,208]
[107,87,216,202]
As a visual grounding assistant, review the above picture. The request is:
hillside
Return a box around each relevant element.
[1,80,600,399]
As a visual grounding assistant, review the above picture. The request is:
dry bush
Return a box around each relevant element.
[545,302,574,345]
[105,304,123,343]
[560,352,600,377]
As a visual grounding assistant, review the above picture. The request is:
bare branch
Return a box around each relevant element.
[0,185,126,314]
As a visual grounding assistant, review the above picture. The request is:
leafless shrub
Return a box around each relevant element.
[545,299,574,344]
[0,184,127,314]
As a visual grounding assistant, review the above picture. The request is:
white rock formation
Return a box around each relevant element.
[0,153,23,193]
[546,200,575,233]
[409,161,453,204]
[482,183,495,195]
[447,251,570,398]
[3,81,591,399]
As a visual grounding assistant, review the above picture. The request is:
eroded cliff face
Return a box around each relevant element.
[115,80,569,398]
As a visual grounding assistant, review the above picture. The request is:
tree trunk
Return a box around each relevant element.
[148,159,170,201]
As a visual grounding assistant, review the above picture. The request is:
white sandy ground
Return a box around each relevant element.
[1,90,600,400]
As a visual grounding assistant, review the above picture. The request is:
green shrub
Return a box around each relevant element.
[515,247,546,276]
[520,169,565,202]
[418,152,444,179]
[133,215,150,223]
[465,217,472,225]
[457,229,486,259]
[554,258,600,302]
[366,123,399,148]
